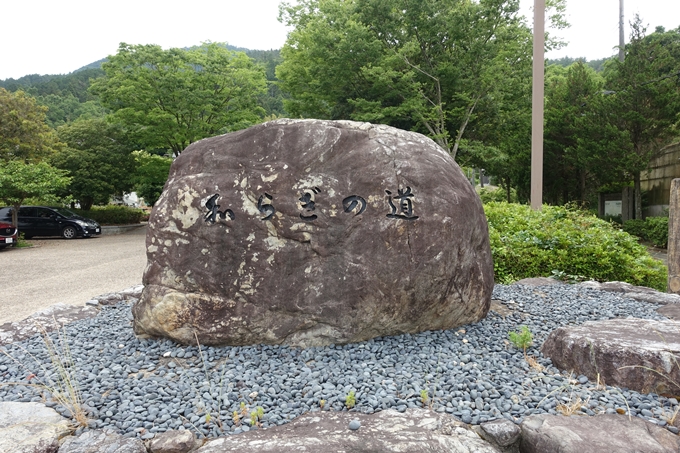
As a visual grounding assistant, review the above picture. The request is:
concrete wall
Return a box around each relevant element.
[641,142,680,217]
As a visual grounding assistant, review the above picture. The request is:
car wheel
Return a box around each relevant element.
[62,226,77,239]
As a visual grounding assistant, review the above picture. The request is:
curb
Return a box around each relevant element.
[100,223,147,235]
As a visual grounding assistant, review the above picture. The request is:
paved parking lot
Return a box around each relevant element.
[0,227,147,324]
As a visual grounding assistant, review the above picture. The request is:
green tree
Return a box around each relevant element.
[37,94,108,128]
[277,0,566,160]
[52,118,137,210]
[604,20,680,219]
[0,161,70,226]
[131,150,173,207]
[91,42,267,156]
[0,88,63,162]
[542,62,630,205]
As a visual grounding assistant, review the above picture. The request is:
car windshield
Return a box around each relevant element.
[52,207,77,218]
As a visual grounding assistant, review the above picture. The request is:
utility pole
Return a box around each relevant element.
[619,0,625,62]
[531,0,545,210]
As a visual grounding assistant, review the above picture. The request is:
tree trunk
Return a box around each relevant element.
[11,203,19,228]
[580,170,587,207]
[634,171,643,219]
[81,198,94,211]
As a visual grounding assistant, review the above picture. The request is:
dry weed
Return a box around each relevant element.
[556,396,587,416]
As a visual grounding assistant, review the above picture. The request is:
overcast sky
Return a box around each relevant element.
[1,0,678,81]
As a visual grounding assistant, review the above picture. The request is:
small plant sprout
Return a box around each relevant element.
[345,390,356,409]
[320,399,326,409]
[240,402,248,417]
[257,406,265,421]
[232,410,241,426]
[250,410,258,427]
[420,389,429,406]
[508,325,533,356]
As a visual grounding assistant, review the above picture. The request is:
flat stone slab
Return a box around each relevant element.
[520,414,680,453]
[0,402,72,453]
[511,277,564,287]
[541,318,680,394]
[59,429,146,453]
[196,409,501,452]
[577,280,680,305]
[0,304,99,346]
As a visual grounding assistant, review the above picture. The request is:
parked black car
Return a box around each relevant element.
[0,206,101,239]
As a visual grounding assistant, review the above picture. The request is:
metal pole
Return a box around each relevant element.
[531,0,545,210]
[619,0,625,62]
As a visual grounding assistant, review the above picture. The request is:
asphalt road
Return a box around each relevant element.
[0,227,147,324]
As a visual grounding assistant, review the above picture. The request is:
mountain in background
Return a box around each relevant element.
[0,43,284,127]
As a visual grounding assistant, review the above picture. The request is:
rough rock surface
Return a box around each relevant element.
[149,429,199,453]
[476,419,522,451]
[519,414,680,453]
[657,304,680,320]
[134,119,493,347]
[58,429,146,453]
[0,402,72,453]
[577,280,680,305]
[541,318,680,394]
[195,409,501,452]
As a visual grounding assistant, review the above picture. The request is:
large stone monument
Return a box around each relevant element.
[133,119,493,347]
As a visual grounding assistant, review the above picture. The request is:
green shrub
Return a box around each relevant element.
[484,202,667,291]
[477,186,518,204]
[623,216,669,248]
[644,217,668,248]
[72,205,145,225]
[622,219,647,238]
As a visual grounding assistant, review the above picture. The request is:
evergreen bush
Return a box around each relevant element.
[484,202,667,291]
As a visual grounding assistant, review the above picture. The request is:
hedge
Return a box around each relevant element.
[72,205,146,225]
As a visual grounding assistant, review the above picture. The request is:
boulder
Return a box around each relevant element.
[541,318,680,394]
[195,409,501,452]
[519,414,680,453]
[0,402,72,453]
[133,119,493,347]
[58,429,146,453]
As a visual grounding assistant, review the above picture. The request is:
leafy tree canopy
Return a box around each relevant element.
[277,0,566,160]
[0,88,63,162]
[0,160,70,226]
[52,118,137,210]
[131,150,173,207]
[91,42,268,156]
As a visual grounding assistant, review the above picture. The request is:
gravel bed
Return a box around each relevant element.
[0,283,678,440]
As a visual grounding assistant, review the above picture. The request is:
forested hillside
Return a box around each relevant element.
[0,44,285,127]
